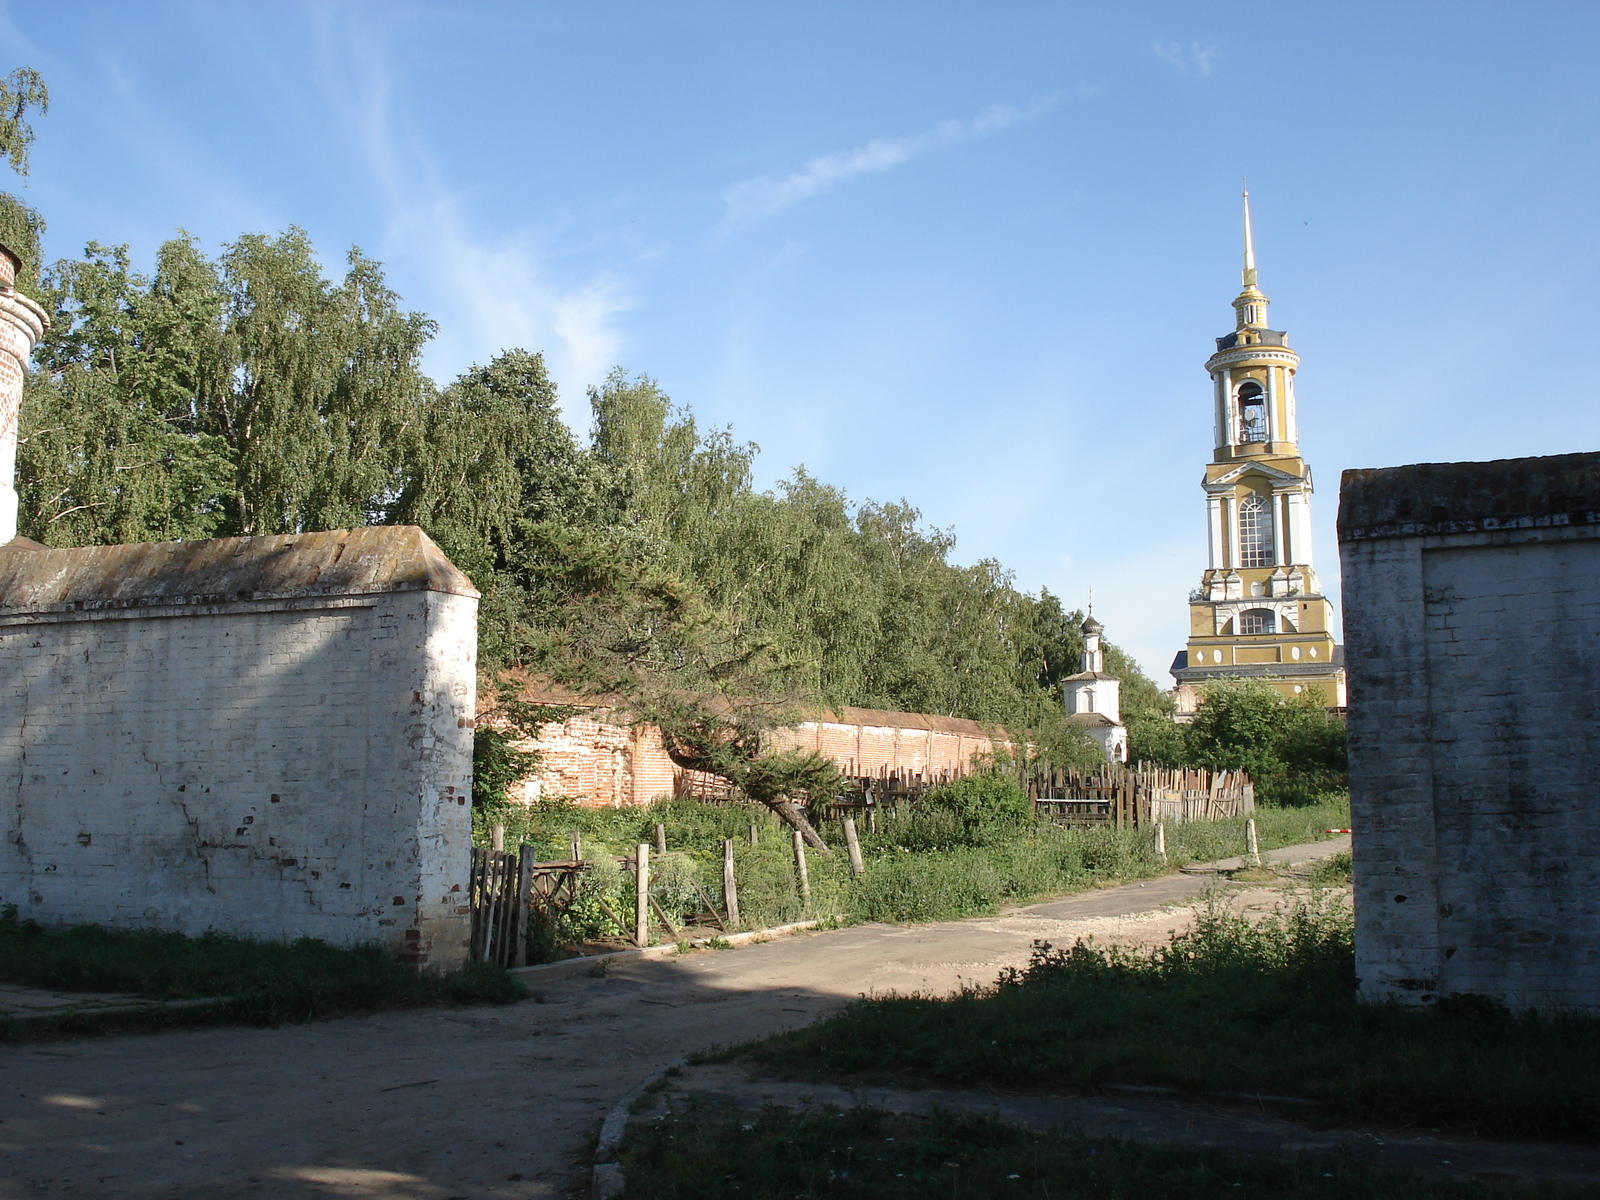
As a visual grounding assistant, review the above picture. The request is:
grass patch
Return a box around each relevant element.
[617,1105,1595,1200]
[496,793,1350,959]
[0,911,526,1037]
[735,898,1600,1142]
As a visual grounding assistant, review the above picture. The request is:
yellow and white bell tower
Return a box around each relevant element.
[1170,192,1346,711]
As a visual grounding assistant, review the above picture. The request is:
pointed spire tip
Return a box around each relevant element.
[1242,186,1258,288]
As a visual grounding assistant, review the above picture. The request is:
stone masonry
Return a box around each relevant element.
[1339,452,1600,1010]
[0,527,479,969]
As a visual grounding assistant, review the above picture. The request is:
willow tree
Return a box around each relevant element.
[20,230,436,545]
[0,67,48,287]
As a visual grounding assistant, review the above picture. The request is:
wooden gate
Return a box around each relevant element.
[469,846,592,967]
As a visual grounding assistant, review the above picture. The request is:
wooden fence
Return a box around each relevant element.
[1029,764,1253,829]
[468,838,738,966]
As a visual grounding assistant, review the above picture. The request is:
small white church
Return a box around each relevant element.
[1062,614,1128,762]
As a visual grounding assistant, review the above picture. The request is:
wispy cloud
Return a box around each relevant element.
[1152,42,1217,77]
[723,99,1056,225]
[310,10,631,422]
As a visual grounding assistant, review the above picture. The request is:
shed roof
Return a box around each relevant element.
[0,526,477,614]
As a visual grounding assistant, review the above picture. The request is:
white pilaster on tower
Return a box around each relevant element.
[0,251,49,543]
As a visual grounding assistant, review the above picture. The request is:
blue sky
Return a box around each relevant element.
[5,2,1600,681]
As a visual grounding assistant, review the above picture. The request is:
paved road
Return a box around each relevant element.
[0,839,1345,1200]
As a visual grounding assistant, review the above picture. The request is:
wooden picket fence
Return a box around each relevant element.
[1029,763,1253,829]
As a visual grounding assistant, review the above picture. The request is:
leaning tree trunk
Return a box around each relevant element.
[766,798,831,855]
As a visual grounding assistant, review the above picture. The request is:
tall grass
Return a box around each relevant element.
[738,898,1600,1142]
[498,792,1350,956]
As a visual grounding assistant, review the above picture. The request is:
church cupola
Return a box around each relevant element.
[1081,613,1104,673]
[1063,610,1127,763]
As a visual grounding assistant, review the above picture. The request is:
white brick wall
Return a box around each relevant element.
[0,587,477,969]
[1341,454,1600,1012]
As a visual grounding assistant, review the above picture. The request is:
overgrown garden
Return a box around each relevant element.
[493,776,1348,960]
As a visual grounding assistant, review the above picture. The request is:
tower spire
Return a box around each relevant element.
[1242,184,1257,290]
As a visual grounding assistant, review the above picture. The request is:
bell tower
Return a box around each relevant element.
[1170,191,1345,711]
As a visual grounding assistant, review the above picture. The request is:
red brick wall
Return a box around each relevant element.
[509,705,1013,809]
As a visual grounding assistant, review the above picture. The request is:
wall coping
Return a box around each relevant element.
[0,525,478,615]
[1339,452,1600,542]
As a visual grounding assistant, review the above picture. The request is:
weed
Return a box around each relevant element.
[738,898,1600,1142]
[0,915,525,1036]
[1309,850,1354,887]
[618,1106,1588,1200]
[704,936,733,950]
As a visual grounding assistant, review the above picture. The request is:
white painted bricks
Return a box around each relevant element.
[1340,454,1600,1011]
[0,529,478,969]
[0,282,49,543]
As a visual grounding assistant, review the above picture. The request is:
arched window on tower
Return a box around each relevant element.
[1238,492,1273,567]
[1239,607,1276,635]
[1236,381,1267,444]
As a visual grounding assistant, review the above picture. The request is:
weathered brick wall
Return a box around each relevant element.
[1340,452,1600,1010]
[0,529,478,969]
[515,704,1008,807]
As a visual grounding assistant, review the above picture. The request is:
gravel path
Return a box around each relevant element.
[0,838,1346,1200]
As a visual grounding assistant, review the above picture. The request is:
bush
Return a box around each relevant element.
[916,773,1032,844]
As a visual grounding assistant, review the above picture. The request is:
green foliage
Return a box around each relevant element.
[0,192,42,286]
[22,233,436,544]
[0,68,47,179]
[1185,676,1295,777]
[1183,678,1348,803]
[0,910,524,1034]
[472,729,539,824]
[470,679,578,826]
[0,68,49,292]
[917,773,1032,842]
[21,232,1174,761]
[620,1106,1556,1200]
[499,794,1349,959]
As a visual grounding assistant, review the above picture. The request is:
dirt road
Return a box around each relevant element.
[0,839,1345,1200]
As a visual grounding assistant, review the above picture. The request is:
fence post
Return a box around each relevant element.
[1153,821,1167,864]
[842,816,864,879]
[635,843,650,948]
[514,844,535,967]
[654,823,667,856]
[1245,818,1261,867]
[491,823,505,853]
[749,822,760,846]
[570,831,582,863]
[791,827,811,910]
[722,838,741,929]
